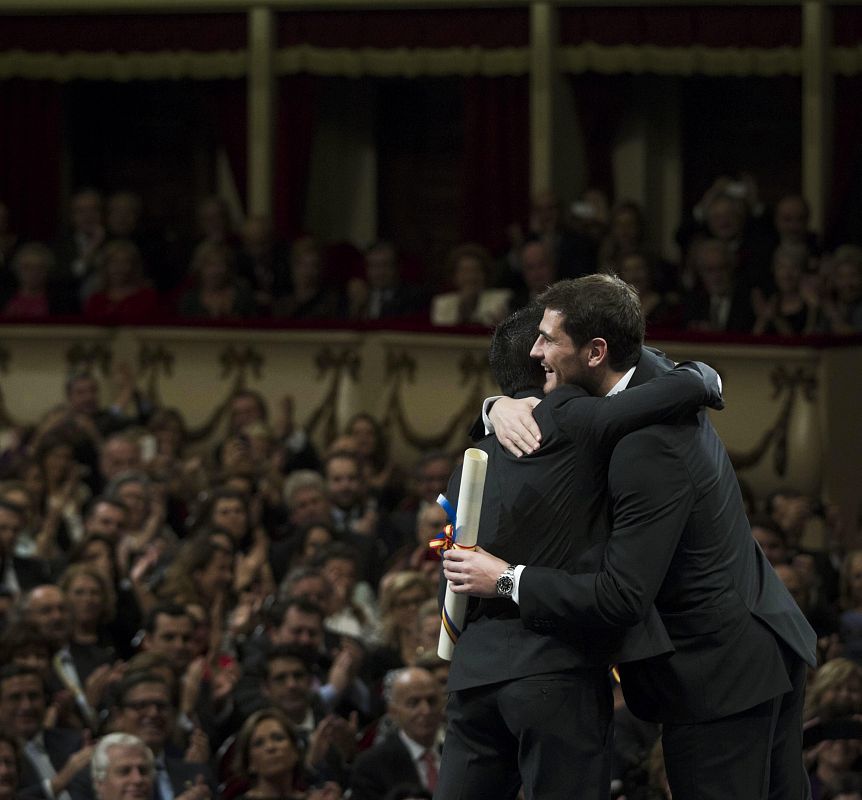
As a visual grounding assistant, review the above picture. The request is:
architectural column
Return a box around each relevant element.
[247,6,275,217]
[529,2,558,196]
[801,1,833,234]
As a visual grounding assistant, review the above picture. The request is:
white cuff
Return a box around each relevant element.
[512,565,526,605]
[482,396,503,435]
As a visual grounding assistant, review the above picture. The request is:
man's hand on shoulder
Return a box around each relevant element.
[489,396,542,457]
[443,546,508,598]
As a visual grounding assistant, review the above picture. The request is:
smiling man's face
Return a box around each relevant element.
[529,308,590,394]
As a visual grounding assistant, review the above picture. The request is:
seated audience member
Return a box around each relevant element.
[65,369,151,445]
[83,239,158,322]
[90,733,155,800]
[752,243,820,335]
[273,237,344,320]
[617,251,682,330]
[349,667,443,800]
[57,564,116,653]
[140,603,195,675]
[55,188,105,301]
[598,200,647,273]
[157,536,233,610]
[684,238,755,332]
[389,452,453,545]
[508,239,557,311]
[347,241,426,321]
[805,658,862,723]
[236,214,291,315]
[374,572,434,671]
[750,513,791,567]
[70,672,213,800]
[677,176,773,293]
[231,708,343,799]
[774,193,820,253]
[1,243,74,318]
[283,471,332,541]
[822,245,862,334]
[430,243,511,327]
[807,727,862,800]
[178,242,255,319]
[316,543,378,644]
[0,664,91,799]
[385,504,447,583]
[0,499,53,596]
[0,731,22,800]
[344,413,404,512]
[840,550,862,665]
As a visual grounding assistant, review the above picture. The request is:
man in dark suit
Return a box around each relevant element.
[0,500,53,596]
[435,304,721,800]
[349,667,443,800]
[445,275,817,800]
[0,665,92,800]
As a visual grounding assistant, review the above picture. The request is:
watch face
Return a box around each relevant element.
[496,574,514,596]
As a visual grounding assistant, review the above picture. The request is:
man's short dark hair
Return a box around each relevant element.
[264,644,313,677]
[537,275,644,372]
[488,303,546,396]
[0,664,47,697]
[267,597,326,628]
[143,602,192,634]
[114,672,172,708]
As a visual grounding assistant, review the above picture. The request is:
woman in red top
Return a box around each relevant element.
[84,239,158,321]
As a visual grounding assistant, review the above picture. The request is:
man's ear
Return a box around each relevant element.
[586,338,609,368]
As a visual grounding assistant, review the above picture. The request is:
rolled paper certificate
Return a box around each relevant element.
[438,447,489,660]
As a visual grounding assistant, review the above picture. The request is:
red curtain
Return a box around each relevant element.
[273,75,319,240]
[568,74,632,200]
[0,80,63,241]
[213,80,249,211]
[460,76,529,253]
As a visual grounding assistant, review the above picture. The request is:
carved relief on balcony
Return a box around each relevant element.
[381,347,489,452]
[305,347,362,445]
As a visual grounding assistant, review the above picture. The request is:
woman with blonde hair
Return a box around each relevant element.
[59,563,117,650]
[378,570,435,667]
[804,658,862,721]
[178,241,255,319]
[839,550,862,665]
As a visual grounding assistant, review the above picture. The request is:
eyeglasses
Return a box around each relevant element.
[122,699,171,714]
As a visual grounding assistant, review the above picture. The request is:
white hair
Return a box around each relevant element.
[91,733,153,784]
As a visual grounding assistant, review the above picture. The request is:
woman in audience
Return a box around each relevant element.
[83,239,158,321]
[804,658,862,721]
[0,731,22,800]
[178,241,256,319]
[1,242,73,317]
[617,251,682,329]
[59,562,117,651]
[345,412,404,511]
[839,551,862,665]
[431,243,511,326]
[273,236,343,320]
[821,245,862,334]
[377,570,435,668]
[752,242,821,335]
[233,708,339,799]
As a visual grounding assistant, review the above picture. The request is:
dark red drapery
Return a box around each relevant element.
[460,76,529,253]
[568,74,632,201]
[0,80,63,241]
[273,75,318,240]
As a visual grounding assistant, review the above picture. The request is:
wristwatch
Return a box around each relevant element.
[496,564,516,598]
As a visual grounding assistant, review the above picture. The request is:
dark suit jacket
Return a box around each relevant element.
[446,362,715,692]
[519,348,818,724]
[18,728,84,796]
[349,732,423,800]
[5,555,54,592]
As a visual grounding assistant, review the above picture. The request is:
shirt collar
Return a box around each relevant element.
[606,366,636,396]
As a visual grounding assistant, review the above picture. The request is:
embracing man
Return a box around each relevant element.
[444,275,817,800]
[434,292,723,800]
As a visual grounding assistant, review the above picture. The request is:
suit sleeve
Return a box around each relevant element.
[518,428,694,629]
[554,365,707,450]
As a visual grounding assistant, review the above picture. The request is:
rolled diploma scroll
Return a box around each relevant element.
[438,447,489,660]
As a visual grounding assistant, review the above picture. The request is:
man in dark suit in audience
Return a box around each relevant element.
[435,302,719,800]
[350,667,443,800]
[0,500,53,596]
[0,665,91,800]
[446,275,817,800]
